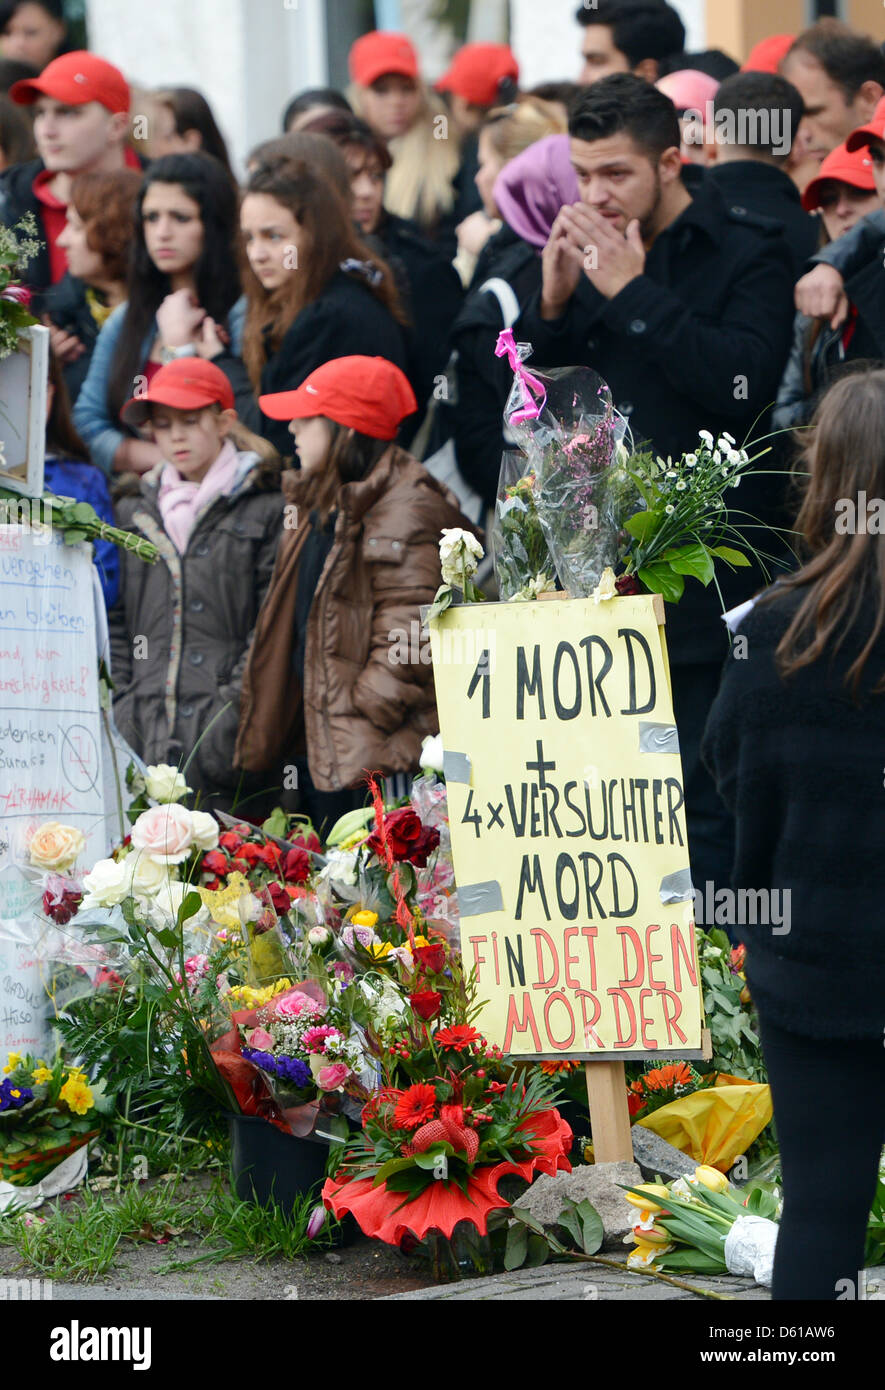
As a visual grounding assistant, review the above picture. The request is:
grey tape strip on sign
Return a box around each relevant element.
[442,750,472,784]
[458,880,504,917]
[659,868,695,904]
[639,721,680,754]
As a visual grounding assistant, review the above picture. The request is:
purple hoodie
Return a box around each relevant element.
[492,134,579,251]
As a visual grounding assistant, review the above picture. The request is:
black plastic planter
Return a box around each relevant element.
[227,1112,328,1209]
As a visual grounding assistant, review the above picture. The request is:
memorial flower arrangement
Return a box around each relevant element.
[622,1167,782,1283]
[0,1051,102,1184]
[0,211,39,358]
[322,932,572,1248]
[626,1060,713,1120]
[491,463,556,601]
[495,331,783,606]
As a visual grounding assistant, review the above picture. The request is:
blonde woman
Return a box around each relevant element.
[456,96,567,286]
[347,30,461,255]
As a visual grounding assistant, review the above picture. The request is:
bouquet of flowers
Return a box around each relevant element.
[495,330,639,598]
[626,1060,713,1120]
[0,1052,101,1184]
[0,211,39,359]
[491,452,556,601]
[623,1166,780,1283]
[322,932,571,1253]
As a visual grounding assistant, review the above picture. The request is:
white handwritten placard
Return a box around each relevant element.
[0,524,107,1054]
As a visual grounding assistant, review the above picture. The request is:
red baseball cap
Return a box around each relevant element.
[10,51,130,114]
[846,96,885,153]
[803,141,876,211]
[121,359,235,427]
[436,43,519,108]
[349,31,419,88]
[259,356,417,440]
[742,34,795,75]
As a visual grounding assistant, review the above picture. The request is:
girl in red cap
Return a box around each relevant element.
[347,30,462,253]
[233,354,479,833]
[238,149,409,458]
[108,357,285,812]
[73,152,246,476]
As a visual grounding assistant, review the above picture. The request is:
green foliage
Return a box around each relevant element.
[696,928,767,1084]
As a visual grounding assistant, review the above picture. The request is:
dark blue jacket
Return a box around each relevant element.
[43,456,119,609]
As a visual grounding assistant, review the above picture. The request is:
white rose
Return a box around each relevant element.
[144,764,192,803]
[121,850,170,898]
[419,734,445,774]
[130,803,194,864]
[439,527,483,587]
[189,811,219,852]
[80,857,130,910]
[308,926,330,945]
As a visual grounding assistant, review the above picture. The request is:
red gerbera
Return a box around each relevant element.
[434,1025,480,1052]
[393,1083,437,1130]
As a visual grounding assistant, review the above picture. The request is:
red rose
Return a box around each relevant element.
[201,850,229,875]
[204,877,221,891]
[42,887,82,925]
[414,942,446,975]
[261,882,291,916]
[615,574,641,596]
[283,847,310,884]
[409,989,442,1021]
[218,830,243,852]
[366,808,440,866]
[94,967,124,991]
[258,843,283,870]
[228,858,250,875]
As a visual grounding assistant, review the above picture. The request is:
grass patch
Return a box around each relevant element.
[0,1172,332,1282]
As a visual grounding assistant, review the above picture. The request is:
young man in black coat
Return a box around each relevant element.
[705,71,819,278]
[516,73,795,906]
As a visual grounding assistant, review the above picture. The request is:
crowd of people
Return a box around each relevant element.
[2,0,885,1302]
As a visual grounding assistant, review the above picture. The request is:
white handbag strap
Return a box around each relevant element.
[478,276,521,328]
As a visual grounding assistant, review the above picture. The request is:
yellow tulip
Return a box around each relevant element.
[632,1221,671,1245]
[624,1183,670,1212]
[694,1165,729,1193]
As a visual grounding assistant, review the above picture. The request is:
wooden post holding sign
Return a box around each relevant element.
[429,590,704,1164]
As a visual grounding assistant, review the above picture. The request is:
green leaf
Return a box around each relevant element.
[412,1143,454,1171]
[504,1221,528,1271]
[638,563,685,604]
[525,1232,550,1268]
[555,1198,585,1250]
[262,807,288,838]
[178,891,203,926]
[575,1199,605,1255]
[625,510,661,542]
[372,1156,417,1187]
[711,545,751,567]
[62,528,88,546]
[663,543,715,586]
[425,585,453,625]
[72,501,98,524]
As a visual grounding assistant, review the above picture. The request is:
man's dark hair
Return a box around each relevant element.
[712,72,804,160]
[575,0,685,69]
[282,86,352,133]
[569,72,680,158]
[529,80,584,113]
[785,20,885,102]
[659,49,740,83]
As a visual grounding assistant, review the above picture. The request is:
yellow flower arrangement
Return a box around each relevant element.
[3,1052,22,1074]
[32,1066,54,1085]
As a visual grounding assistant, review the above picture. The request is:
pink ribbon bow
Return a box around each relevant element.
[494,328,547,424]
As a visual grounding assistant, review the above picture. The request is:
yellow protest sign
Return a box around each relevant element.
[430,595,703,1059]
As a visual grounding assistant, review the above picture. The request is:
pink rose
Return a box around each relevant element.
[131,803,194,864]
[271,989,322,1021]
[247,1027,275,1050]
[317,1062,350,1091]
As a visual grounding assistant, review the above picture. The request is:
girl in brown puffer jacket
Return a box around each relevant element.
[234,354,479,833]
[108,358,285,813]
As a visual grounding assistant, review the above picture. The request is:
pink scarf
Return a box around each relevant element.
[157,439,244,554]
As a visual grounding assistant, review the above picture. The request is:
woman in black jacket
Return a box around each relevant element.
[702,369,885,1301]
[238,150,410,458]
